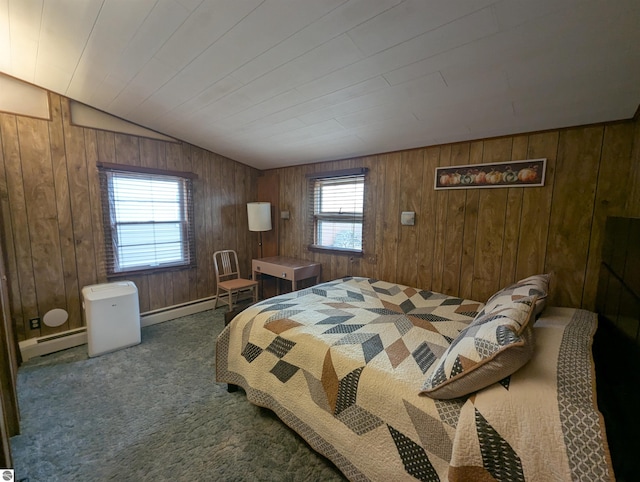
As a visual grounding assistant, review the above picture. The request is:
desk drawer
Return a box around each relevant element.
[253,260,294,280]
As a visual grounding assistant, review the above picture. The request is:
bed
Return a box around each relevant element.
[216,274,615,481]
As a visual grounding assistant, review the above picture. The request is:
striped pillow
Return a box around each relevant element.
[420,296,537,400]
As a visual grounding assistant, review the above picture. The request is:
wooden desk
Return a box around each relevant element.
[252,257,321,292]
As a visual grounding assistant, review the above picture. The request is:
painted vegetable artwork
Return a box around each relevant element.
[434,159,546,190]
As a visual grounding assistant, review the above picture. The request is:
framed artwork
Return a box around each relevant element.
[434,158,546,190]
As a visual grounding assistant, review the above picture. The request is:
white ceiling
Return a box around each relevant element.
[1,0,639,170]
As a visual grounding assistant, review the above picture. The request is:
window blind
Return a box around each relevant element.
[99,165,196,276]
[307,168,367,254]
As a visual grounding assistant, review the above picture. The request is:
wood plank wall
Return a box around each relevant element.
[0,94,259,341]
[264,119,640,311]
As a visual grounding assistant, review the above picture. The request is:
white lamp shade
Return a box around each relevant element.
[247,202,272,232]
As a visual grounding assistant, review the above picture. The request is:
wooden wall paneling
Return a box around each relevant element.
[515,131,558,280]
[83,129,107,285]
[191,148,208,299]
[582,123,635,310]
[17,116,67,337]
[360,156,378,279]
[379,153,401,283]
[133,274,150,313]
[0,120,24,341]
[181,143,193,172]
[279,166,292,260]
[206,153,222,299]
[202,151,216,299]
[220,158,236,281]
[147,272,167,311]
[626,119,640,217]
[256,169,279,258]
[96,130,116,163]
[298,164,313,263]
[280,165,296,259]
[396,149,424,288]
[255,169,280,299]
[0,392,12,467]
[369,156,385,278]
[0,114,36,340]
[234,162,251,278]
[442,143,470,296]
[498,135,528,289]
[546,126,603,307]
[49,94,79,331]
[298,164,313,262]
[139,138,163,168]
[114,133,140,166]
[165,142,182,171]
[185,147,198,301]
[61,100,98,307]
[157,140,167,170]
[471,138,512,302]
[169,139,191,303]
[458,141,483,300]
[280,166,300,264]
[285,165,300,260]
[0,239,20,441]
[416,147,439,291]
[332,250,349,280]
[0,233,20,441]
[171,269,190,306]
[0,119,24,339]
[162,272,174,307]
[170,143,196,302]
[431,145,452,293]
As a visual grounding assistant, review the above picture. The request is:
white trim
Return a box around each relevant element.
[140,296,216,327]
[19,328,88,361]
[70,100,176,141]
[19,296,218,360]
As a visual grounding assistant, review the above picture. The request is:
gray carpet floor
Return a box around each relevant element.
[10,309,346,482]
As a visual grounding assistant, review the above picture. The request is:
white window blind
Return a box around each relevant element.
[307,168,367,254]
[99,165,196,276]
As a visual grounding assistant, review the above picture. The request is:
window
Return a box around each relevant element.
[98,164,196,276]
[307,168,367,254]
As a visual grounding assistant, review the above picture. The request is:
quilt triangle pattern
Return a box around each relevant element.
[475,408,524,482]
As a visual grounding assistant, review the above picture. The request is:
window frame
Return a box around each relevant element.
[306,168,367,256]
[98,162,197,278]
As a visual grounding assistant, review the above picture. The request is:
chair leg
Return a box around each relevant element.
[214,287,220,310]
[253,285,258,304]
[228,290,233,312]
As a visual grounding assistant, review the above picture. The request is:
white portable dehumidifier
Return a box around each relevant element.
[82,281,141,357]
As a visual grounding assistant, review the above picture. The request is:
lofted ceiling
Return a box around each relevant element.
[1,0,639,170]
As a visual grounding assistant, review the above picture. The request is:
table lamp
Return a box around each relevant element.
[247,202,272,259]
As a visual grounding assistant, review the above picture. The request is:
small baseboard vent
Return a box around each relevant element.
[20,327,88,361]
[19,296,218,360]
[140,296,216,327]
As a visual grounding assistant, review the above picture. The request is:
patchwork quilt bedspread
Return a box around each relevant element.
[216,277,613,481]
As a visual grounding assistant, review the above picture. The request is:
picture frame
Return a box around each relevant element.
[434,158,546,190]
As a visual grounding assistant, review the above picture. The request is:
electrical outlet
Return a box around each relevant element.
[29,317,41,330]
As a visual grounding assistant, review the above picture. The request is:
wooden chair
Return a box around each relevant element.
[213,250,258,312]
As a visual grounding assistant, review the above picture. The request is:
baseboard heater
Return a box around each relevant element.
[19,295,218,361]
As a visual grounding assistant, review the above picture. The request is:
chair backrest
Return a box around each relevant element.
[213,250,241,283]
